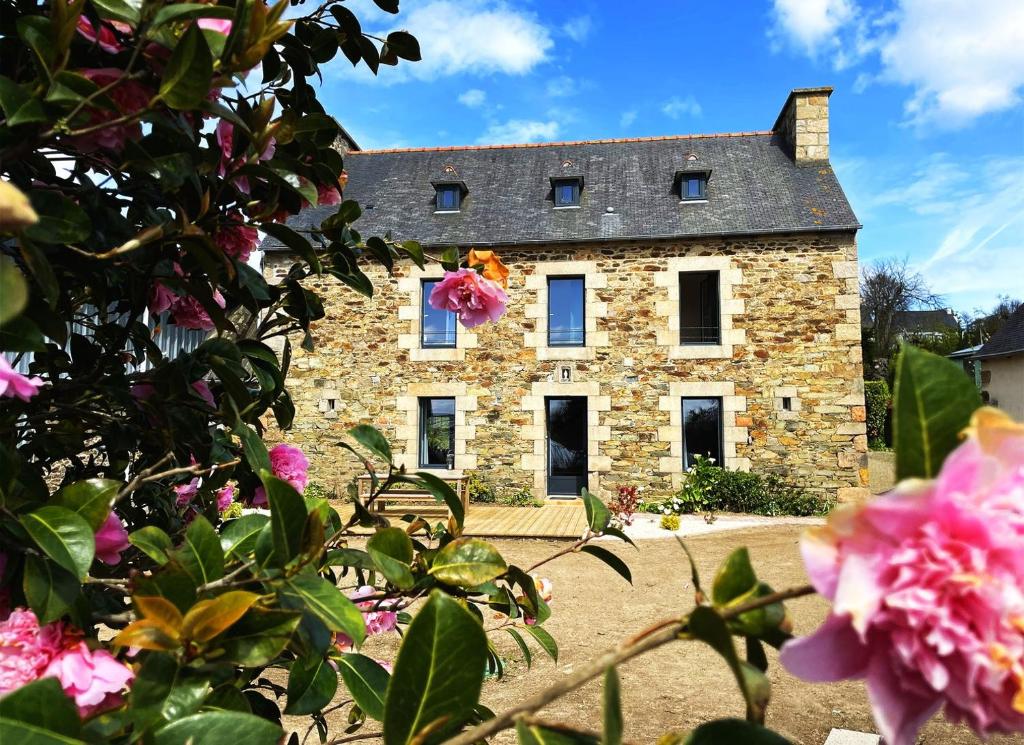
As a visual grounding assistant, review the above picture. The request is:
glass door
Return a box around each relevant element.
[546,396,587,496]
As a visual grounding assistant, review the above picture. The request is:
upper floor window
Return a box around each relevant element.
[548,277,585,346]
[435,184,461,211]
[553,178,580,207]
[682,397,723,469]
[679,271,720,345]
[419,397,455,468]
[421,280,456,348]
[680,175,706,201]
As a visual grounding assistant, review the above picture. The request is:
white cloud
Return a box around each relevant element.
[545,75,576,97]
[771,0,1024,127]
[458,88,487,108]
[563,15,593,42]
[335,1,553,82]
[661,95,702,119]
[620,110,637,128]
[477,119,559,144]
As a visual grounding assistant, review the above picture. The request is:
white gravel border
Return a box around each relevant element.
[606,513,825,541]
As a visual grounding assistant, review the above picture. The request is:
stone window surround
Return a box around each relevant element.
[519,381,612,498]
[658,382,750,489]
[394,382,478,474]
[654,256,745,360]
[397,269,478,362]
[523,261,609,361]
[773,385,803,421]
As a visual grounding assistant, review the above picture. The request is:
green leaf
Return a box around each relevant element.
[412,471,465,527]
[91,0,140,24]
[0,256,28,326]
[893,344,982,480]
[219,608,302,667]
[285,653,337,715]
[152,711,281,745]
[234,422,270,474]
[429,538,507,587]
[600,526,636,548]
[280,574,366,645]
[523,624,558,662]
[150,3,234,28]
[727,582,787,640]
[711,548,757,606]
[516,721,599,744]
[17,16,55,74]
[174,516,224,585]
[220,514,269,559]
[581,488,610,533]
[0,75,47,125]
[398,240,425,269]
[602,667,623,745]
[20,506,94,581]
[24,191,91,244]
[17,237,59,308]
[159,24,212,110]
[0,677,81,739]
[337,653,390,721]
[260,222,322,274]
[682,719,792,745]
[439,246,459,272]
[366,527,415,590]
[348,424,393,463]
[55,478,119,531]
[580,545,631,584]
[129,655,210,728]
[23,555,79,623]
[687,607,769,723]
[324,547,375,571]
[261,472,307,566]
[129,526,173,565]
[505,628,532,668]
[383,591,488,745]
[385,31,421,61]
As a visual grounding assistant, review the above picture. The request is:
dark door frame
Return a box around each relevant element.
[545,395,588,497]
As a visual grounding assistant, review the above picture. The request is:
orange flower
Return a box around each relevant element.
[467,248,509,288]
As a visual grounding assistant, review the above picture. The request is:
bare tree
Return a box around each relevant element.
[964,295,1024,345]
[860,258,943,370]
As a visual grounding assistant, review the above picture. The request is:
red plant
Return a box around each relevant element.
[608,485,640,527]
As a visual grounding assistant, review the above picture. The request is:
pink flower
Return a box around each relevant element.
[1,356,43,401]
[168,289,225,331]
[269,443,309,493]
[0,609,62,692]
[148,280,177,315]
[74,69,152,152]
[130,382,156,401]
[781,408,1024,745]
[215,214,259,262]
[174,477,199,506]
[216,484,235,512]
[43,641,133,717]
[216,120,275,193]
[428,269,508,328]
[76,17,131,54]
[250,486,267,507]
[375,659,393,674]
[94,513,130,566]
[196,18,232,34]
[350,586,398,636]
[317,183,341,206]
[192,380,216,408]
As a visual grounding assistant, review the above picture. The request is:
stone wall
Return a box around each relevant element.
[262,232,868,503]
[774,87,831,163]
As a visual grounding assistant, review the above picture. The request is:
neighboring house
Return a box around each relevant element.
[974,305,1024,420]
[891,309,959,339]
[948,344,983,389]
[263,87,869,503]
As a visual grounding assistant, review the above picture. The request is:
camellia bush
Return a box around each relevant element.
[1,1,1023,744]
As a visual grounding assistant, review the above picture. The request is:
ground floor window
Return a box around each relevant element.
[419,397,455,468]
[682,397,723,468]
[546,396,587,495]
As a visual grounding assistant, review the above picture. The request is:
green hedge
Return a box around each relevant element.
[864,379,891,446]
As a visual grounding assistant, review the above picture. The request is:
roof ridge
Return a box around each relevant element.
[352,130,775,155]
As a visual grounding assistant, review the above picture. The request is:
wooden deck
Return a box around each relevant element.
[333,500,587,539]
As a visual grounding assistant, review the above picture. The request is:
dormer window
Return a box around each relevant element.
[553,178,581,207]
[435,184,461,212]
[681,175,706,200]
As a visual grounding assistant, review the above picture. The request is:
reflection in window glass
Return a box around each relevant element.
[419,397,455,468]
[436,185,460,211]
[421,280,456,348]
[553,179,580,207]
[683,176,706,200]
[679,271,720,344]
[548,277,585,346]
[682,397,722,468]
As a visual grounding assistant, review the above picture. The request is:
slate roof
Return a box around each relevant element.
[893,309,960,333]
[265,132,860,250]
[977,305,1024,358]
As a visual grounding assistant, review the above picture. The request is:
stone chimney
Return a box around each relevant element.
[772,86,832,164]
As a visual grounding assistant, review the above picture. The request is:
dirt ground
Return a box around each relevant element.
[294,526,1011,744]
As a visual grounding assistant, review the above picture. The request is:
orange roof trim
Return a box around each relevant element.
[353,130,774,155]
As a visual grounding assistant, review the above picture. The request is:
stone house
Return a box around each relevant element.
[974,305,1024,420]
[263,86,869,503]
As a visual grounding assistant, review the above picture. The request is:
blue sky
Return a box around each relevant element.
[320,0,1024,315]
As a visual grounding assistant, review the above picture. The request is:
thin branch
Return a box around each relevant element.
[325,732,383,745]
[525,532,591,573]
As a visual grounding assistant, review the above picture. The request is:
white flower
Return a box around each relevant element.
[708,457,716,464]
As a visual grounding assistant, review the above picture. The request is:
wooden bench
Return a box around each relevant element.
[356,474,469,519]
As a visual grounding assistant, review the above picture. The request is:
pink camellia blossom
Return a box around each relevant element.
[74,69,152,152]
[168,289,225,331]
[174,477,199,506]
[350,586,398,636]
[76,16,131,54]
[0,609,63,692]
[251,443,309,506]
[192,380,216,408]
[317,183,341,207]
[1,356,43,401]
[216,484,235,512]
[215,214,259,262]
[130,382,156,401]
[148,279,177,316]
[43,640,134,717]
[428,268,508,328]
[196,17,232,34]
[216,120,275,193]
[781,407,1024,745]
[94,513,130,566]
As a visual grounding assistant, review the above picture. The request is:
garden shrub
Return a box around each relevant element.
[304,480,331,500]
[467,472,497,503]
[660,514,681,531]
[864,379,891,446]
[501,487,544,508]
[608,485,640,527]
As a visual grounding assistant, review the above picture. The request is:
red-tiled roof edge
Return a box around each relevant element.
[352,130,775,155]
